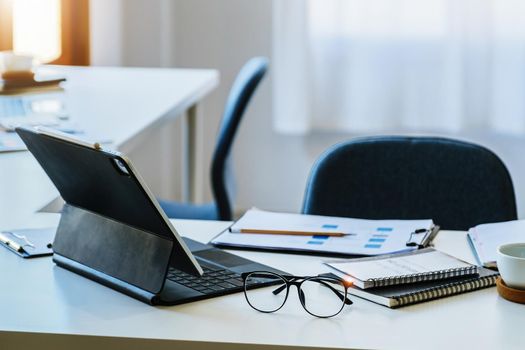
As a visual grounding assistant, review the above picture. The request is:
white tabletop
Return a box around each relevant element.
[1,66,523,349]
[42,66,218,151]
[0,66,218,228]
[0,215,524,350]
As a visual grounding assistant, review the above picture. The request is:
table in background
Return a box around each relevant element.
[0,214,524,350]
[0,65,219,227]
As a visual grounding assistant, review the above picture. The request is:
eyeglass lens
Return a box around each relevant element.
[300,276,346,317]
[244,272,288,312]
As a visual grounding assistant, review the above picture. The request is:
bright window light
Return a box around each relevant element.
[12,0,61,63]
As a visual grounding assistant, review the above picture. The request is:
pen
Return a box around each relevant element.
[0,232,26,254]
[229,228,356,237]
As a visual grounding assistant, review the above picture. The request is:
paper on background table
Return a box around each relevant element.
[468,220,525,267]
[0,129,112,153]
[0,131,26,152]
[213,209,435,256]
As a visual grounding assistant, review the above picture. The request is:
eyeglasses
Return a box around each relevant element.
[241,271,352,318]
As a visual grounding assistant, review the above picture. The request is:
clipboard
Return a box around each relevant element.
[210,209,440,257]
[0,227,56,258]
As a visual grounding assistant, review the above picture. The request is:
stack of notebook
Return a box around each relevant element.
[325,248,499,308]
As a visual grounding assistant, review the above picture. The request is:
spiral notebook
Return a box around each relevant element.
[340,267,498,308]
[325,248,477,289]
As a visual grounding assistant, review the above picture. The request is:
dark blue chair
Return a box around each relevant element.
[302,136,517,231]
[159,57,268,221]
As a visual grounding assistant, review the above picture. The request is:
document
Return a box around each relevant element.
[468,220,525,268]
[211,209,437,256]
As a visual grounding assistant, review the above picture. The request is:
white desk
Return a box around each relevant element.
[0,215,524,350]
[1,66,524,349]
[0,65,218,226]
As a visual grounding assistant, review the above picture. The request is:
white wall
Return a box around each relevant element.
[89,0,123,66]
[90,0,525,218]
[169,0,357,213]
[89,0,185,201]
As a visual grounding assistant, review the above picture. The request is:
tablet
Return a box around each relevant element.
[16,126,202,276]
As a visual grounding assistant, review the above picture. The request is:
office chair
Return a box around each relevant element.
[302,136,517,231]
[159,57,268,221]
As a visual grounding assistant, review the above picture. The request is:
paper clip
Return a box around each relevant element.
[9,232,36,248]
[406,228,429,247]
[0,232,26,253]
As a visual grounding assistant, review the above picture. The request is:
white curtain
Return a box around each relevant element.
[273,0,525,135]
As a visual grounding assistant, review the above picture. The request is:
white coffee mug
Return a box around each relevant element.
[497,243,525,290]
[0,51,34,73]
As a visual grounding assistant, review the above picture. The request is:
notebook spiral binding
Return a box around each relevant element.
[394,273,498,307]
[368,265,479,288]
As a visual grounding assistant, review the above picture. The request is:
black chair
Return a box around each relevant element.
[159,57,268,221]
[302,136,517,231]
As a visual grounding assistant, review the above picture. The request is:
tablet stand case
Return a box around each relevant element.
[16,126,205,305]
[53,204,173,305]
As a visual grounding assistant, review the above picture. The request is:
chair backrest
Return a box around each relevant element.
[211,57,268,220]
[302,136,517,231]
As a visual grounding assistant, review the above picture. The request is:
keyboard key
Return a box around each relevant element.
[228,279,244,287]
[210,285,225,291]
[217,275,232,280]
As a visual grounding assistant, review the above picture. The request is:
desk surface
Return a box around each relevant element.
[0,66,218,228]
[1,66,523,350]
[0,215,524,350]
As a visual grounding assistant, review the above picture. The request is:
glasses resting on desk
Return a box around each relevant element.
[241,272,353,318]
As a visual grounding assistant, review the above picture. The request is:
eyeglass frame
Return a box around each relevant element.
[240,271,353,318]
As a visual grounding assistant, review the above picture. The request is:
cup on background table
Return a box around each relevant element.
[0,51,34,75]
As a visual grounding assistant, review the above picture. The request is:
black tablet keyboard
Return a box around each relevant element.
[167,265,247,295]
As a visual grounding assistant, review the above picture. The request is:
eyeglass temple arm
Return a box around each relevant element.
[318,281,352,305]
[271,278,352,305]
[317,273,354,305]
